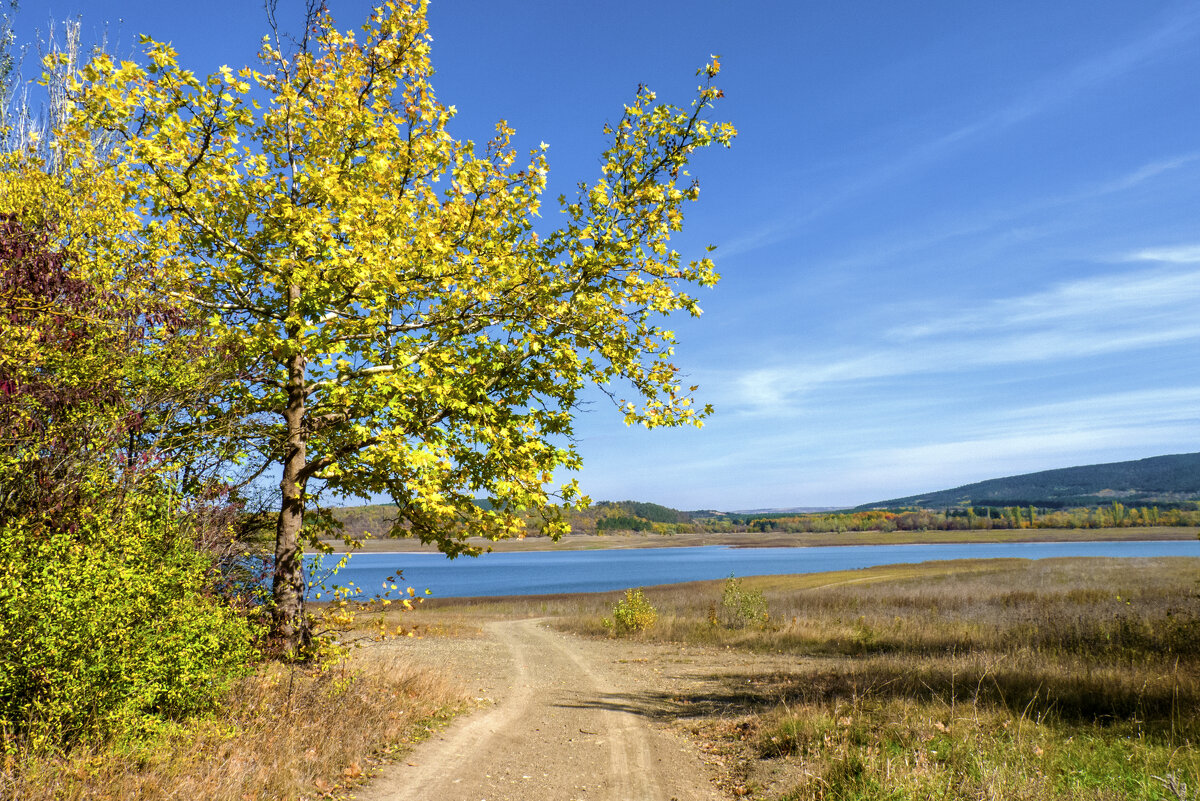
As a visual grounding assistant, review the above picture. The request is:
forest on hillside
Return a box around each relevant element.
[863,452,1200,509]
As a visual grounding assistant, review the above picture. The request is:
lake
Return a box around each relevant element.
[306,539,1200,599]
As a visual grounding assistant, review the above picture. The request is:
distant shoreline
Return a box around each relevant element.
[317,526,1197,555]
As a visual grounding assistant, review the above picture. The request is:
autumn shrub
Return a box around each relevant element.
[0,475,261,750]
[0,197,263,752]
[605,588,658,635]
[718,574,769,628]
[5,647,467,801]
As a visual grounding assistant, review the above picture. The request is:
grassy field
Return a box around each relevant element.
[403,557,1200,800]
[324,526,1199,553]
[11,556,1197,800]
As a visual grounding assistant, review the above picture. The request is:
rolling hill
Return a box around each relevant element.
[859,452,1200,510]
[331,499,702,540]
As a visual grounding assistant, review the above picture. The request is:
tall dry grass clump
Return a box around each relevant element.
[3,647,466,801]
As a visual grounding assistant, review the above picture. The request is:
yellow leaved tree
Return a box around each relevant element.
[69,0,734,654]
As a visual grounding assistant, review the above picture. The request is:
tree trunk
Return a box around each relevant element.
[272,342,309,655]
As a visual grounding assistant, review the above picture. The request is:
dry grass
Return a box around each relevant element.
[3,646,467,801]
[553,558,1200,659]
[746,694,1200,801]
[540,556,1200,801]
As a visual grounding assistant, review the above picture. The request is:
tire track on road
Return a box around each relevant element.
[359,618,721,801]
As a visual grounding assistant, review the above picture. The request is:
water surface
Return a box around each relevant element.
[306,540,1200,599]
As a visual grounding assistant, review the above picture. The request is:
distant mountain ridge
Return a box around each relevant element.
[858,452,1200,510]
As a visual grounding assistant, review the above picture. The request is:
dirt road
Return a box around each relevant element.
[357,618,725,801]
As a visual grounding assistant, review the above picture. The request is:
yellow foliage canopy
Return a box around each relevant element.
[64,0,735,649]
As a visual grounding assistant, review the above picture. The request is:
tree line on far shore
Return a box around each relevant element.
[333,499,1200,539]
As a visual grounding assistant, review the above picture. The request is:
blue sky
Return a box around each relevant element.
[12,1,1200,510]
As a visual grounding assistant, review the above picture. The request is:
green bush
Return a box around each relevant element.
[719,574,769,628]
[0,481,261,750]
[604,588,658,635]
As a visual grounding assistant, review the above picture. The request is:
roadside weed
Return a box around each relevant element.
[604,588,658,635]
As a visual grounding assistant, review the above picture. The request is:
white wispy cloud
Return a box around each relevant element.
[796,153,1200,279]
[894,262,1200,338]
[1126,244,1200,263]
[895,7,1200,175]
[733,387,1200,505]
[1102,154,1200,193]
[984,5,1200,128]
[830,388,1200,500]
[995,387,1200,432]
[576,378,1200,508]
[722,262,1200,415]
[718,8,1200,260]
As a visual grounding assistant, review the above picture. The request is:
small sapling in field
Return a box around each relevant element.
[604,588,658,635]
[719,574,769,628]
